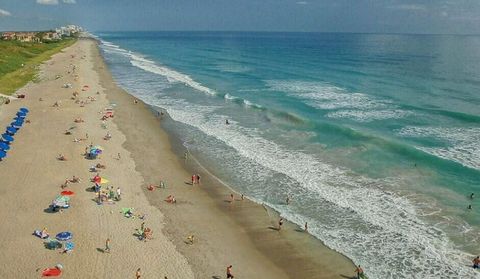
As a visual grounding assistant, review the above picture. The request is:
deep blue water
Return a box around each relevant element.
[95,31,480,278]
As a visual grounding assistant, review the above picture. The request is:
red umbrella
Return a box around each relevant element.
[61,190,75,196]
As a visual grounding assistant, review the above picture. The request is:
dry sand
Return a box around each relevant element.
[0,38,356,278]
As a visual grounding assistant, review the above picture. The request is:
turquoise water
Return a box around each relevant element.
[95,32,480,278]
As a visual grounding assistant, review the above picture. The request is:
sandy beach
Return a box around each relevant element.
[0,38,356,278]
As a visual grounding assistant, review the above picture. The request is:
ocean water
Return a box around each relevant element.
[95,31,480,278]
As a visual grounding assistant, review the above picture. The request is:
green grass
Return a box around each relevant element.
[0,39,76,95]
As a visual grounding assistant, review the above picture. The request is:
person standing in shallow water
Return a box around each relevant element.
[278,218,284,231]
[473,256,480,269]
[355,265,367,279]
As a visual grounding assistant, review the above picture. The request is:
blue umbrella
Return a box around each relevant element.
[2,134,13,142]
[16,111,26,117]
[6,126,16,135]
[11,122,22,128]
[19,107,29,113]
[0,142,9,151]
[13,117,24,122]
[0,150,6,159]
[56,231,73,241]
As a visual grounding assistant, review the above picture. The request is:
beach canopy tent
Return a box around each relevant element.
[0,150,6,159]
[54,195,70,203]
[56,231,72,241]
[52,195,70,208]
[2,134,14,143]
[0,142,10,151]
[6,126,16,135]
[19,107,29,113]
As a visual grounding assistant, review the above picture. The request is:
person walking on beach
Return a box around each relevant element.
[278,218,284,231]
[184,151,188,161]
[196,174,201,185]
[286,196,290,205]
[473,256,480,269]
[105,238,111,253]
[230,194,235,203]
[355,265,366,279]
[116,187,121,200]
[304,222,308,232]
[191,175,196,185]
[135,268,141,279]
[226,265,234,278]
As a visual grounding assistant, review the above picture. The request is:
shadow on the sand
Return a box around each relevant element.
[85,186,94,192]
[340,275,356,279]
[212,276,221,279]
[96,248,105,253]
[268,226,280,231]
[43,207,58,214]
[184,181,193,185]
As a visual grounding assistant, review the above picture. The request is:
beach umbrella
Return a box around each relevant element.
[65,241,74,251]
[13,117,24,122]
[55,195,70,202]
[0,142,10,151]
[60,190,74,196]
[2,134,13,143]
[56,231,72,241]
[19,107,29,113]
[0,150,6,159]
[11,121,23,128]
[16,111,26,117]
[45,239,62,250]
[6,126,16,135]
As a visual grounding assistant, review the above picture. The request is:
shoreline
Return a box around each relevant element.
[93,39,357,277]
[0,37,356,278]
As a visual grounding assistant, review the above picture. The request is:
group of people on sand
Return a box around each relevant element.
[191,174,201,185]
[165,195,176,204]
[95,185,121,204]
[137,222,153,241]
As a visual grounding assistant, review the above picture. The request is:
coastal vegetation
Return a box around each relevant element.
[0,38,76,95]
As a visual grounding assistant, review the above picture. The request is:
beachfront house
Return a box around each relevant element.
[16,32,41,43]
[42,31,61,41]
[1,32,16,40]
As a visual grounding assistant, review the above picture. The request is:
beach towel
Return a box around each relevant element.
[33,230,49,239]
